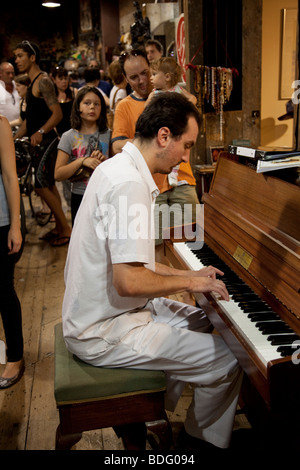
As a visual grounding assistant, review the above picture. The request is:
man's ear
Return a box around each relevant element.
[157,127,171,148]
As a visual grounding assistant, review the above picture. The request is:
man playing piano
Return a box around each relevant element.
[61,93,243,452]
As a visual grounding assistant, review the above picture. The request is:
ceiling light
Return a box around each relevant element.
[42,2,61,7]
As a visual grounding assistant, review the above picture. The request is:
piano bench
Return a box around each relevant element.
[54,323,172,450]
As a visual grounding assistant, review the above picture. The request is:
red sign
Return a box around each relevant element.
[176,14,186,82]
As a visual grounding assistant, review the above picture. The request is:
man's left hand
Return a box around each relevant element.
[30,131,43,147]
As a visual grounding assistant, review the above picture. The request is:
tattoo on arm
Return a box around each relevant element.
[39,77,59,108]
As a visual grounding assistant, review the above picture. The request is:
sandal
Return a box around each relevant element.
[39,230,59,241]
[50,236,70,247]
[36,211,51,217]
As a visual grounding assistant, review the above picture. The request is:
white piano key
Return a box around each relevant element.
[216,297,282,365]
[174,242,204,270]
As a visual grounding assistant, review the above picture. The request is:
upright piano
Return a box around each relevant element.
[165,156,300,430]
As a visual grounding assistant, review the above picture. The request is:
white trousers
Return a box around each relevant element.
[86,296,243,448]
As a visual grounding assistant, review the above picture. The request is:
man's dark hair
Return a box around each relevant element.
[70,85,107,131]
[118,48,149,76]
[145,39,163,54]
[15,40,40,64]
[135,92,201,140]
[83,67,100,83]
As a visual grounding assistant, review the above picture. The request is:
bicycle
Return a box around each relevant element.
[15,137,52,226]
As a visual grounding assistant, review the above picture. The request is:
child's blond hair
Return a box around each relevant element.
[151,57,182,87]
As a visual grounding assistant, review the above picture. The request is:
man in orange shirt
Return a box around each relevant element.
[112,49,199,255]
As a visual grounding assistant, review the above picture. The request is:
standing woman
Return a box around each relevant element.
[0,115,24,389]
[52,66,77,136]
[52,66,78,209]
[9,73,31,129]
[108,59,128,114]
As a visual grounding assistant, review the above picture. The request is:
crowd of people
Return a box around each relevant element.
[0,38,243,453]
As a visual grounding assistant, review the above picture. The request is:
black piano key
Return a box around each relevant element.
[256,321,285,328]
[220,275,240,282]
[226,283,251,288]
[263,327,293,334]
[195,254,215,260]
[238,300,271,307]
[248,312,280,321]
[227,282,253,289]
[277,345,297,357]
[231,293,261,301]
[239,303,273,313]
[268,334,300,345]
[257,323,293,334]
[227,286,254,294]
[197,255,220,261]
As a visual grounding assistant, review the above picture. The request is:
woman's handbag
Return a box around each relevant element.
[69,166,93,183]
[69,157,93,182]
[107,88,120,130]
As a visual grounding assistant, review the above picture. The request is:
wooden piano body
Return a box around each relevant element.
[164,156,300,428]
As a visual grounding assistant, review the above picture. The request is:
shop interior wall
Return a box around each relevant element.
[100,0,120,66]
[261,0,297,149]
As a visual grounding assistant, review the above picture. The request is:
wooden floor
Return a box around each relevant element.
[0,184,250,450]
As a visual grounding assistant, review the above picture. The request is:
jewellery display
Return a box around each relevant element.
[192,65,237,140]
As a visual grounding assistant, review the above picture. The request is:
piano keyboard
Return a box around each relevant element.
[174,242,300,367]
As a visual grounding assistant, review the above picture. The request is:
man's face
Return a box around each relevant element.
[124,56,151,99]
[14,48,33,74]
[0,63,15,85]
[145,45,162,63]
[88,60,99,69]
[158,117,199,174]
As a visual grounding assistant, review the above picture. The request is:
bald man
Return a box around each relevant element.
[0,62,20,122]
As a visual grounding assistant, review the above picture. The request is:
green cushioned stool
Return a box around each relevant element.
[54,323,172,450]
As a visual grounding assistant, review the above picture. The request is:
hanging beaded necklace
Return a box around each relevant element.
[192,65,236,142]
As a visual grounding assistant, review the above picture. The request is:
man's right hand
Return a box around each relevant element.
[189,275,229,301]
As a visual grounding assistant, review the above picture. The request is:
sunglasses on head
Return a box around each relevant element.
[21,40,36,56]
[119,49,147,63]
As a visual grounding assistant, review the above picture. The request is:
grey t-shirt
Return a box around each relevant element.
[0,172,10,227]
[58,128,111,195]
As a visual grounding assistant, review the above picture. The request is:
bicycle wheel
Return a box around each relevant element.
[26,164,52,226]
